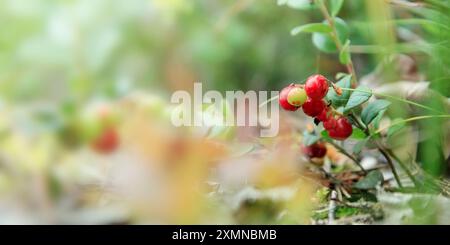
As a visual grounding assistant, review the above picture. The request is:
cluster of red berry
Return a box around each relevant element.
[279,74,353,141]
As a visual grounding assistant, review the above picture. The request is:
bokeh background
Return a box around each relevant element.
[0,0,448,224]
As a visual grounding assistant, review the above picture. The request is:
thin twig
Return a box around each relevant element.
[377,145,403,188]
[325,139,366,173]
[348,113,404,187]
[316,0,357,85]
[386,149,419,187]
[374,115,450,134]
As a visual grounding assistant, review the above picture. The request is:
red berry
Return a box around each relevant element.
[302,98,326,117]
[279,84,300,111]
[302,142,327,159]
[316,107,331,122]
[92,128,119,153]
[328,117,353,141]
[323,116,337,131]
[305,75,329,100]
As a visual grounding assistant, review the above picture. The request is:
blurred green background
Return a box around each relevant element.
[0,0,448,99]
[0,0,346,101]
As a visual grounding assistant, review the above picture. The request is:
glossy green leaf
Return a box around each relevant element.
[372,109,386,129]
[326,74,352,107]
[350,127,366,140]
[361,100,391,126]
[312,18,349,53]
[344,86,372,112]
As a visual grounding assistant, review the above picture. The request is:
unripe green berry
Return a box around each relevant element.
[287,87,307,107]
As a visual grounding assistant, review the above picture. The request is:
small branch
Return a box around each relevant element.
[377,145,403,188]
[326,139,366,173]
[316,0,357,85]
[350,111,422,189]
[348,113,403,187]
[385,149,419,187]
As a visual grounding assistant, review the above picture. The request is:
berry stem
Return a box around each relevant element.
[316,0,358,85]
[374,115,450,135]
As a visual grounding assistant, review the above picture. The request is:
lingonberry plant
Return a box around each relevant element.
[274,0,450,198]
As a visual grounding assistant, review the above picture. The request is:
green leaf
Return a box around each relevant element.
[320,130,330,140]
[350,127,366,140]
[353,138,368,154]
[312,18,349,53]
[330,0,344,17]
[361,100,391,126]
[326,74,352,107]
[387,118,406,137]
[339,39,351,65]
[291,23,333,36]
[372,109,386,129]
[303,131,320,146]
[353,170,384,190]
[344,86,372,112]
